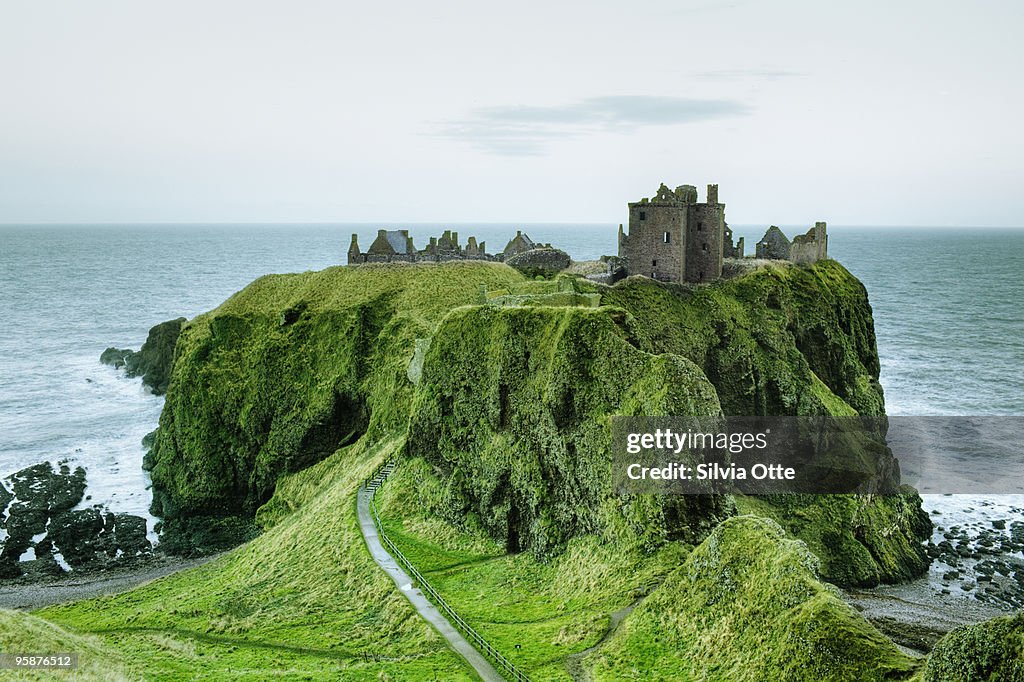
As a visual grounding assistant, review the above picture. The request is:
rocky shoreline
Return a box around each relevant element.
[844,579,1012,656]
[0,461,154,579]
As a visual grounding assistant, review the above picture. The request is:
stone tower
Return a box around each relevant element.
[347,234,362,265]
[683,184,724,283]
[618,182,725,283]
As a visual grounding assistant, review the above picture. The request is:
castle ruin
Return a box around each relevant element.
[618,182,828,283]
[618,183,741,283]
[347,229,545,265]
[755,223,828,264]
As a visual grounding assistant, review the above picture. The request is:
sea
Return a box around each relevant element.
[1,223,1022,595]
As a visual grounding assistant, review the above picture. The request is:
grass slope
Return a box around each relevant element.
[0,609,133,681]
[376,455,690,680]
[38,439,476,681]
[586,516,919,681]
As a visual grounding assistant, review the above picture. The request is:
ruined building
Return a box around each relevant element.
[755,223,828,264]
[618,183,741,283]
[347,229,548,265]
[755,226,790,260]
[789,222,828,264]
[616,182,829,283]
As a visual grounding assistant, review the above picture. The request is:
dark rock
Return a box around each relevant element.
[45,509,152,568]
[110,513,151,557]
[1,461,153,575]
[992,519,1007,530]
[505,248,571,279]
[7,461,87,516]
[0,481,12,517]
[155,516,259,558]
[124,317,187,395]
[100,347,134,369]
[45,508,106,567]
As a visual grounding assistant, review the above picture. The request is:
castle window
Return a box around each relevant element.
[639,211,646,221]
[652,259,657,267]
[697,222,703,231]
[663,232,671,243]
[702,243,708,252]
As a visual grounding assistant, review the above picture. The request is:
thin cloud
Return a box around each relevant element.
[435,95,751,155]
[691,68,803,80]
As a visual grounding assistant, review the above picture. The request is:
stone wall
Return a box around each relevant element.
[790,222,828,264]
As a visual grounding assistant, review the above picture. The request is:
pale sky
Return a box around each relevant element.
[1,0,1022,226]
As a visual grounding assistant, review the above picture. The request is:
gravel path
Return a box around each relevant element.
[357,481,504,682]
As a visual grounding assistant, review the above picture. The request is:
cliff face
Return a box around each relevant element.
[405,305,732,558]
[148,259,928,587]
[146,263,524,535]
[600,261,930,586]
[100,317,185,395]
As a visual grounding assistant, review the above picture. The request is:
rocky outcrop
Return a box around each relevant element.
[145,263,526,554]
[406,304,732,558]
[100,317,186,395]
[505,247,571,278]
[144,260,928,586]
[923,611,1024,681]
[0,462,151,578]
[601,260,930,586]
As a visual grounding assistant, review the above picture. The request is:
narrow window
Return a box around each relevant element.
[639,211,646,221]
[663,232,671,243]
[702,243,708,252]
[697,222,703,231]
[652,259,657,267]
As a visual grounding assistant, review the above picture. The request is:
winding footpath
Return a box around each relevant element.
[356,475,505,682]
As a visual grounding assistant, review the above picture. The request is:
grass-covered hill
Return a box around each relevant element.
[7,259,981,680]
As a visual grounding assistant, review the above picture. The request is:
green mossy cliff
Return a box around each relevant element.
[600,262,930,586]
[147,263,523,536]
[405,304,732,558]
[148,259,928,587]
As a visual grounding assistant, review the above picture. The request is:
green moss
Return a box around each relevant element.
[922,612,1024,681]
[405,303,728,558]
[149,262,526,529]
[601,261,882,417]
[736,489,931,587]
[584,516,919,681]
[600,262,930,586]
